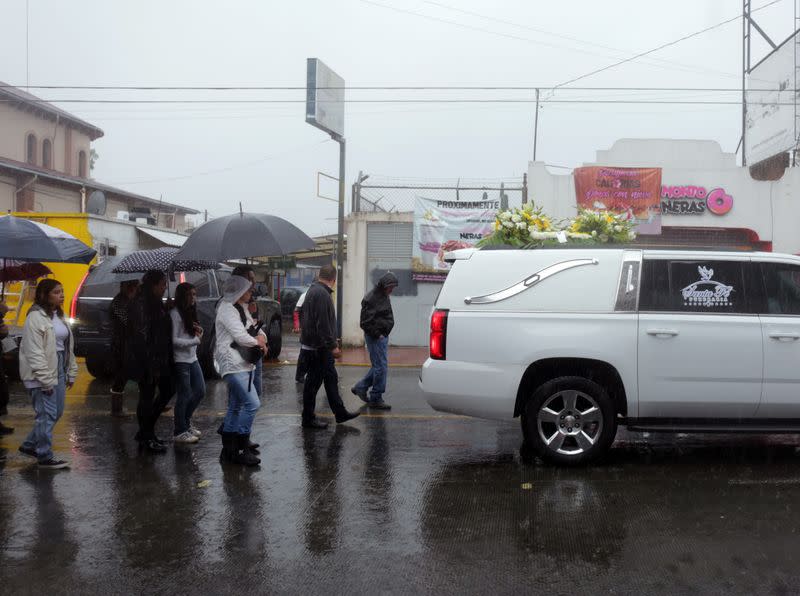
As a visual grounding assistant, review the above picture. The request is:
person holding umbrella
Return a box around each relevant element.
[0,300,13,435]
[109,279,139,417]
[18,279,78,469]
[215,276,266,466]
[300,264,360,429]
[127,270,174,453]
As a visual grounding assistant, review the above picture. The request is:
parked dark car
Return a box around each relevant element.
[71,265,283,379]
[279,285,309,321]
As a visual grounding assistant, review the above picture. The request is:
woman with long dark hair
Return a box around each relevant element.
[18,279,78,469]
[126,270,174,453]
[170,282,205,444]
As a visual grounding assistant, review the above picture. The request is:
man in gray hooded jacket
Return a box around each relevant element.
[351,272,398,409]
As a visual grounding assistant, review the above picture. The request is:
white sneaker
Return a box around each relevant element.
[189,426,201,438]
[174,431,199,444]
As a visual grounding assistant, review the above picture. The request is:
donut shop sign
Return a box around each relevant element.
[661,185,734,216]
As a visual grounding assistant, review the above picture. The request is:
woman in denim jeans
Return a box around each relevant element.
[214,275,266,466]
[18,279,78,469]
[170,282,205,445]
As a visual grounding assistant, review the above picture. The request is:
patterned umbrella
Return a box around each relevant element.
[0,260,52,283]
[112,247,219,274]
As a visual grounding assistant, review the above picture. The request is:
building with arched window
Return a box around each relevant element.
[42,138,52,169]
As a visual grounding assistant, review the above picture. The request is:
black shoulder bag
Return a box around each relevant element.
[231,304,264,365]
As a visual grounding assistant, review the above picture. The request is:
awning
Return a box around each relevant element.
[136,226,188,247]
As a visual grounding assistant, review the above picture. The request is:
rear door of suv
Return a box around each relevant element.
[637,254,762,418]
[753,259,800,418]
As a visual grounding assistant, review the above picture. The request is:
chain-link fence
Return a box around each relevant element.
[352,175,527,214]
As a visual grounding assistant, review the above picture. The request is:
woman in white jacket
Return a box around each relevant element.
[215,275,266,466]
[18,279,78,469]
[170,282,205,445]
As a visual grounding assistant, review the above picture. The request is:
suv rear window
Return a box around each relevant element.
[640,259,749,314]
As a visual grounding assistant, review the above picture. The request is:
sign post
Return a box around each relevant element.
[306,58,346,337]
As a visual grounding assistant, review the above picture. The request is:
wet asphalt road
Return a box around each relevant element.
[3,364,800,594]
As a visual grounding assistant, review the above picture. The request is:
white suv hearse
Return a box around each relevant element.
[420,247,800,466]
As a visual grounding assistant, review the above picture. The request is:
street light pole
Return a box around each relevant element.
[334,135,346,338]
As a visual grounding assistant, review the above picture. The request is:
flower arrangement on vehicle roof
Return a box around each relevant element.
[477,203,637,248]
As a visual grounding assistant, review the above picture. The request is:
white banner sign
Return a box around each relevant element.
[747,32,799,165]
[412,196,497,277]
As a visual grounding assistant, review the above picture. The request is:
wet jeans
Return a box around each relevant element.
[174,361,205,435]
[253,357,263,398]
[222,371,261,434]
[354,335,389,402]
[302,348,347,423]
[21,351,66,462]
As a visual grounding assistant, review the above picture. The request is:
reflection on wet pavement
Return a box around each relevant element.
[2,363,800,593]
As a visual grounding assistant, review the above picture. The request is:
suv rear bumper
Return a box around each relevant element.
[74,336,110,359]
[420,358,519,420]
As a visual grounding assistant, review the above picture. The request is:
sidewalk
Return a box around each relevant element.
[277,337,427,368]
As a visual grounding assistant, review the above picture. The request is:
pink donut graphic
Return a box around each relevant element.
[706,188,733,215]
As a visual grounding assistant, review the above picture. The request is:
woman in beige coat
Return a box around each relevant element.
[18,279,77,469]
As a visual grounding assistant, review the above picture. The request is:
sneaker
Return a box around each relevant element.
[38,458,69,470]
[368,400,392,411]
[351,387,369,403]
[335,410,361,424]
[18,445,37,458]
[189,426,202,438]
[145,439,167,453]
[302,418,330,429]
[174,431,199,444]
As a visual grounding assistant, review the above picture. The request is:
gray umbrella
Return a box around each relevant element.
[0,215,96,263]
[174,212,315,262]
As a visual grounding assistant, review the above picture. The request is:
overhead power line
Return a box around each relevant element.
[1,98,793,105]
[0,85,773,91]
[552,0,786,90]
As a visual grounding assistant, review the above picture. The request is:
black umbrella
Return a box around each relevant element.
[112,247,220,274]
[0,215,96,264]
[174,212,314,262]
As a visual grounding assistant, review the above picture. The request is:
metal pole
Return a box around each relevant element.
[533,88,540,161]
[742,0,749,167]
[335,136,345,339]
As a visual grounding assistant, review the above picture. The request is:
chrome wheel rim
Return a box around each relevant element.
[536,389,603,456]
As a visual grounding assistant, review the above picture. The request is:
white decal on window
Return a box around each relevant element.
[680,266,734,307]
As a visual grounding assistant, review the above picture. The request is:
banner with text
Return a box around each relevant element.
[412,196,498,280]
[573,166,662,235]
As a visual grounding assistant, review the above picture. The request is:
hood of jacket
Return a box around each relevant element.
[376,272,399,291]
[222,275,252,304]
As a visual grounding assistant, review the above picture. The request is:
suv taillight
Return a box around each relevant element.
[430,309,448,360]
[70,269,91,324]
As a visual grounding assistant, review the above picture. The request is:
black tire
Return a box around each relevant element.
[267,316,282,360]
[85,355,112,379]
[521,376,617,467]
[199,328,220,380]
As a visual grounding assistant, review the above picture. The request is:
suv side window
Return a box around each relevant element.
[759,263,800,315]
[640,259,750,314]
[215,270,231,298]
[183,271,211,298]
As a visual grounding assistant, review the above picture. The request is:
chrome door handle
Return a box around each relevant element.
[646,328,679,338]
[768,332,800,341]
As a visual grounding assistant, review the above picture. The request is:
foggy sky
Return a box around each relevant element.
[0,0,793,236]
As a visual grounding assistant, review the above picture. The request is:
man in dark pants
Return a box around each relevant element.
[109,279,139,417]
[127,270,175,453]
[0,301,12,435]
[300,264,360,429]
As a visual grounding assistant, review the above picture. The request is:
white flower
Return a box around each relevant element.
[628,230,636,239]
[499,211,512,221]
[591,230,598,237]
[503,221,514,229]
[516,222,527,230]
[568,232,591,239]
[511,214,522,223]
[613,225,622,232]
[531,231,559,240]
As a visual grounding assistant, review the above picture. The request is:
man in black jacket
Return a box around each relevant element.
[299,264,360,429]
[351,272,398,410]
